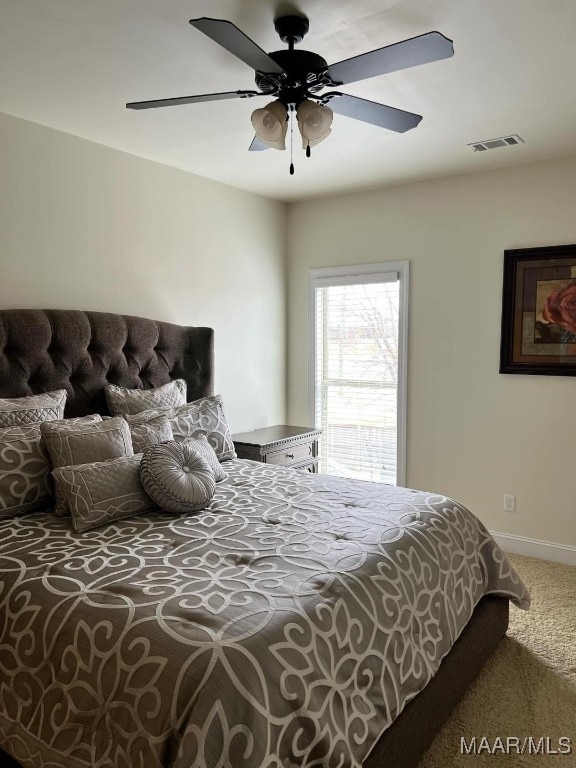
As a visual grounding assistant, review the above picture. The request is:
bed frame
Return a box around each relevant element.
[0,309,509,768]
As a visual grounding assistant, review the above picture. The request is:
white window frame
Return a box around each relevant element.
[308,261,409,486]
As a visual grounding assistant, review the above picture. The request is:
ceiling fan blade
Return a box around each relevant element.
[127,90,260,110]
[249,136,270,151]
[326,31,453,86]
[323,92,422,132]
[190,18,285,74]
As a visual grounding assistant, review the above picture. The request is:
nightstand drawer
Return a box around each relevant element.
[265,441,314,466]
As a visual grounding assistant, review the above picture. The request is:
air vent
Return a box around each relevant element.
[468,134,524,152]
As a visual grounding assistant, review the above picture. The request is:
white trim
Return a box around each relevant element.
[490,530,576,566]
[307,261,409,487]
[397,263,409,488]
[307,275,316,431]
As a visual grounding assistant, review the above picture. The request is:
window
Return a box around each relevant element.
[309,262,408,485]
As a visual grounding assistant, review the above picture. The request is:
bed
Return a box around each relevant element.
[0,309,529,768]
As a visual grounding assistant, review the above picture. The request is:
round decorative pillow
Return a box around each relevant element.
[140,440,216,513]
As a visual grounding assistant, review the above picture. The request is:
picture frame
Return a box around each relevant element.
[500,243,576,375]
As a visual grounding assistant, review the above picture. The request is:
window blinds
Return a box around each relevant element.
[314,274,399,484]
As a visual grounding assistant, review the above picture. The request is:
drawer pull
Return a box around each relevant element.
[286,452,294,459]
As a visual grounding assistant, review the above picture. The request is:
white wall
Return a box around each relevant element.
[0,111,287,432]
[287,156,576,548]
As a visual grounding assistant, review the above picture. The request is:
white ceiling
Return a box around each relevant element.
[1,0,575,202]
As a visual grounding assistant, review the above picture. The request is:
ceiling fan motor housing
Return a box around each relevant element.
[255,16,332,106]
[255,50,330,104]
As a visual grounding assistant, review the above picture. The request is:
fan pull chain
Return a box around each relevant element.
[306,141,311,158]
[289,107,294,175]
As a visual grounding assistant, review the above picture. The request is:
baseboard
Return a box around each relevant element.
[491,531,576,566]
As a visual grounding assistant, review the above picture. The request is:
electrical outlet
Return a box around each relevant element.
[503,494,516,512]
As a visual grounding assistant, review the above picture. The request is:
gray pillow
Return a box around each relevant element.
[0,424,51,517]
[53,455,155,532]
[0,389,67,428]
[130,415,173,453]
[105,379,187,417]
[140,441,216,513]
[41,415,133,515]
[181,434,226,482]
[0,415,106,518]
[128,394,236,462]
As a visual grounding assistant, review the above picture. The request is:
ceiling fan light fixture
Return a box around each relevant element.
[250,100,288,149]
[297,99,333,148]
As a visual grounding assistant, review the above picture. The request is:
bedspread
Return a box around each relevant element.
[0,459,529,768]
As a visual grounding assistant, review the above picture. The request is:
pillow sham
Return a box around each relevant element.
[53,454,155,532]
[105,379,187,417]
[0,414,107,519]
[140,441,216,514]
[128,395,236,462]
[0,389,67,428]
[0,424,51,518]
[41,415,133,515]
[130,415,173,453]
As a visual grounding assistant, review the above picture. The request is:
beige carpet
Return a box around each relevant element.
[418,554,576,767]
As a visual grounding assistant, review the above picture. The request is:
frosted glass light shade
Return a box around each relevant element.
[251,100,288,150]
[297,100,333,148]
[304,128,332,148]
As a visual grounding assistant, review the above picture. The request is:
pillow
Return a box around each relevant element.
[41,415,133,516]
[0,424,52,518]
[53,455,155,532]
[0,389,67,428]
[128,395,236,462]
[181,434,226,482]
[140,441,216,513]
[105,379,187,417]
[130,415,173,453]
[0,415,107,519]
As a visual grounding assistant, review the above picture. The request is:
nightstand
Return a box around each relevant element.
[232,425,321,473]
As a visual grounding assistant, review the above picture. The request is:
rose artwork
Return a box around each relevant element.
[542,282,576,334]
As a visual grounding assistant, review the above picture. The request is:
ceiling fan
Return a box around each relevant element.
[127,15,454,173]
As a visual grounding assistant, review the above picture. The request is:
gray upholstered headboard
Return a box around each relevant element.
[0,310,214,417]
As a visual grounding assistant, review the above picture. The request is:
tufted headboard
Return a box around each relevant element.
[0,310,214,417]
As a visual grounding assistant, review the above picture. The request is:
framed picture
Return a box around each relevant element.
[500,243,576,375]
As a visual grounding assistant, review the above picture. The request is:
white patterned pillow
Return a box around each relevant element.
[41,415,132,516]
[140,441,216,513]
[130,415,173,453]
[53,455,155,532]
[0,389,67,428]
[0,424,52,517]
[105,379,187,417]
[128,395,235,462]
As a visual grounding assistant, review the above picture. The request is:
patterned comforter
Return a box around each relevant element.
[0,459,529,768]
